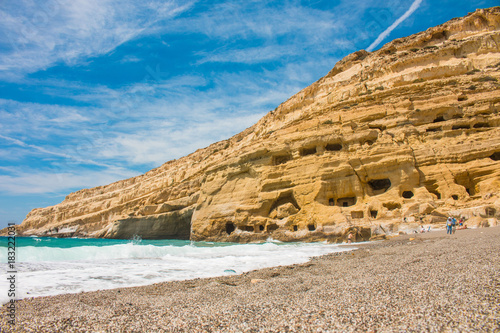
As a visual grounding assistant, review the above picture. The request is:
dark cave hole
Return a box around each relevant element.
[226,223,235,235]
[300,147,317,156]
[402,191,414,199]
[325,143,342,151]
[337,197,357,207]
[368,179,392,192]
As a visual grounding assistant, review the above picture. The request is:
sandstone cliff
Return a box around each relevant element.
[9,7,500,242]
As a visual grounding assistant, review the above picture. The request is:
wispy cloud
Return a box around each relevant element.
[0,64,302,190]
[0,167,137,194]
[0,0,194,79]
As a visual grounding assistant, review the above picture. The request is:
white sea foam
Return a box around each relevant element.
[0,241,353,304]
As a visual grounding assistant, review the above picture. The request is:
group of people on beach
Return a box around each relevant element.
[419,226,431,233]
[446,217,467,234]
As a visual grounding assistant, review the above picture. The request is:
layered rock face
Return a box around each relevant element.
[11,7,500,242]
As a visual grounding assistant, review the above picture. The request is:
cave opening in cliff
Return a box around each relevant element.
[267,223,279,232]
[402,191,414,199]
[293,225,298,231]
[452,124,470,130]
[337,197,356,207]
[307,224,316,231]
[383,202,401,210]
[454,173,476,196]
[351,211,364,219]
[451,195,459,200]
[433,115,445,123]
[225,223,235,235]
[259,225,264,231]
[473,122,490,128]
[268,193,301,216]
[325,143,342,151]
[490,152,500,161]
[364,140,374,146]
[273,154,292,165]
[368,179,391,194]
[241,225,254,232]
[425,181,441,199]
[328,198,335,206]
[426,127,442,132]
[486,207,496,217]
[370,210,378,218]
[300,146,317,156]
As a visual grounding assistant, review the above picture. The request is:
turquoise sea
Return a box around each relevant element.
[0,236,353,304]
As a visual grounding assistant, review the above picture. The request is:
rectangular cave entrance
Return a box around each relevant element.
[351,211,364,219]
[426,126,442,133]
[452,124,470,130]
[337,197,356,207]
[383,202,401,210]
[240,225,254,232]
[325,143,342,151]
[300,146,317,156]
[273,154,292,165]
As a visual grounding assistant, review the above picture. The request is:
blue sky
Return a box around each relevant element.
[0,0,497,229]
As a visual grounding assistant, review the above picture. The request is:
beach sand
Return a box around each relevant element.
[2,226,499,332]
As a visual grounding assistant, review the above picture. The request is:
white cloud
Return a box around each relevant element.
[0,65,300,173]
[197,45,300,65]
[96,112,265,166]
[0,167,137,194]
[0,0,194,79]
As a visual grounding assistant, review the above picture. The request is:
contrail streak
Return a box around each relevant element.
[0,134,111,168]
[367,0,423,52]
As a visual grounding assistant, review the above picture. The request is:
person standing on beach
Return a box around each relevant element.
[452,217,457,234]
[347,232,353,244]
[446,217,453,234]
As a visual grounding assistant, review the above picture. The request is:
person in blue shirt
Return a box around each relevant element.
[446,217,453,234]
[452,217,457,234]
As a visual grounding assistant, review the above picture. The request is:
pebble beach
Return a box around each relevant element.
[2,226,499,332]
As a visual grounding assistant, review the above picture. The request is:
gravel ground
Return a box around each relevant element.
[1,227,499,332]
